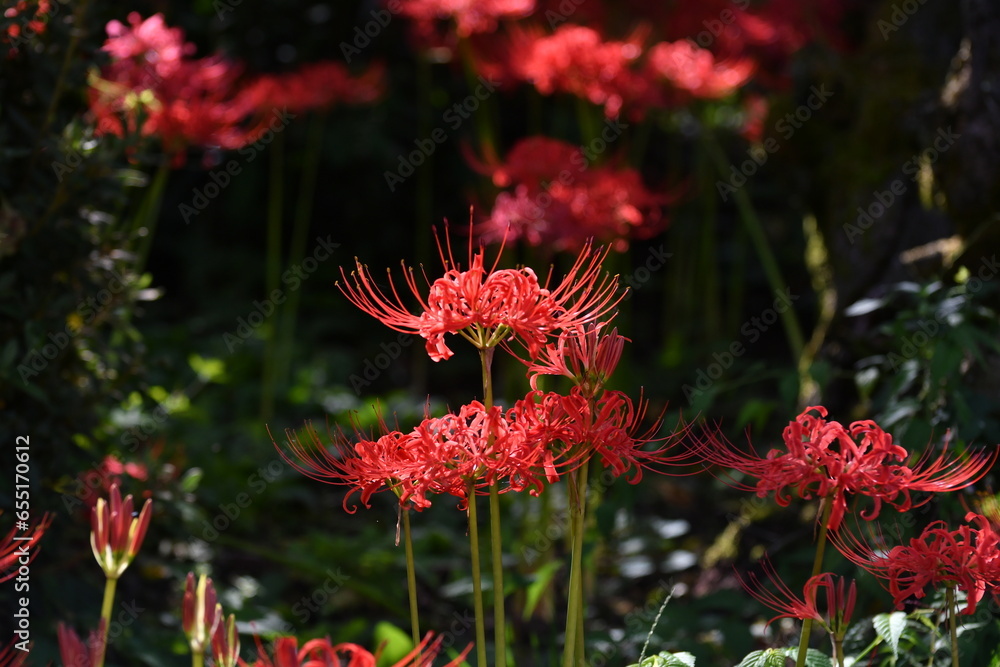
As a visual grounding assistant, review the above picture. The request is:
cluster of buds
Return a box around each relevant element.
[183,572,239,666]
[90,483,152,580]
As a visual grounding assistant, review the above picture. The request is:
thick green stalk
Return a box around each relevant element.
[403,507,421,648]
[193,650,205,667]
[274,113,326,387]
[133,161,171,277]
[479,347,507,667]
[795,501,833,667]
[948,585,959,667]
[703,132,805,366]
[562,462,590,667]
[94,576,117,667]
[468,481,488,667]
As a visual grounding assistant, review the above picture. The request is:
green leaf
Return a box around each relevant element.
[736,649,788,667]
[180,467,203,493]
[373,621,415,667]
[628,651,696,667]
[873,611,907,659]
[522,560,561,620]
[189,353,226,382]
[779,647,833,667]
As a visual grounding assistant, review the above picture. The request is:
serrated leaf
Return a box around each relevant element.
[736,649,787,667]
[629,651,696,667]
[779,647,833,667]
[873,611,906,659]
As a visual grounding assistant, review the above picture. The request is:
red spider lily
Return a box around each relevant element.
[504,24,648,118]
[57,620,106,667]
[2,0,53,50]
[524,324,627,396]
[555,388,694,483]
[89,13,266,161]
[90,482,152,579]
[240,61,385,114]
[239,633,471,667]
[212,612,240,667]
[1,512,50,584]
[832,512,1000,615]
[695,405,997,531]
[397,0,535,37]
[645,40,754,100]
[0,638,28,666]
[737,560,856,634]
[472,137,671,252]
[275,421,419,512]
[338,225,622,361]
[182,572,222,654]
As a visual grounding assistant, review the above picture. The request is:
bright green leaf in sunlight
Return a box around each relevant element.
[189,353,226,382]
[181,467,203,493]
[629,650,696,666]
[873,611,906,660]
[522,560,561,620]
[374,621,415,667]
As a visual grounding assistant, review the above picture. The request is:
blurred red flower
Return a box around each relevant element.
[240,61,386,114]
[239,633,470,666]
[398,0,536,37]
[474,136,670,252]
[738,560,856,632]
[57,620,106,667]
[645,40,754,100]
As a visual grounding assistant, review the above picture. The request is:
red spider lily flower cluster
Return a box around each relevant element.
[738,560,856,634]
[472,137,670,252]
[1,511,50,583]
[90,482,152,579]
[696,405,996,531]
[645,40,755,102]
[89,13,384,164]
[338,226,621,361]
[397,0,535,38]
[240,632,471,667]
[57,620,106,667]
[833,512,1000,615]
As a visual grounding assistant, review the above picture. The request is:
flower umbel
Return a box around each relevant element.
[338,225,622,361]
[696,405,996,531]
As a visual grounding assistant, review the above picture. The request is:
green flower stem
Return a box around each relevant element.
[403,506,421,649]
[94,576,117,667]
[795,501,833,667]
[562,461,590,667]
[948,585,959,667]
[193,650,205,667]
[479,347,507,667]
[274,113,326,388]
[703,131,805,367]
[261,131,285,421]
[468,480,488,667]
[133,160,171,277]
